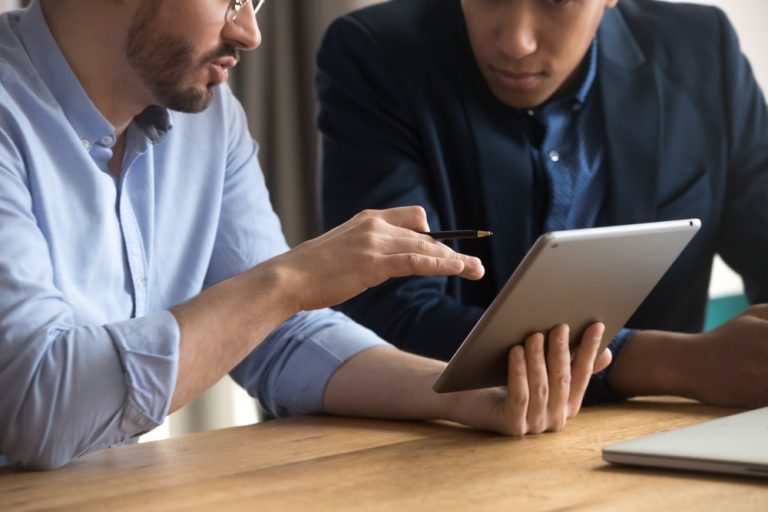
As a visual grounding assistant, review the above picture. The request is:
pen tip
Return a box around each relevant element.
[479,230,493,238]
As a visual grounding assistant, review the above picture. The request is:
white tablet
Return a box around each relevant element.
[433,219,701,393]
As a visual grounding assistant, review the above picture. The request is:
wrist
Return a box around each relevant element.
[608,329,700,398]
[228,258,303,326]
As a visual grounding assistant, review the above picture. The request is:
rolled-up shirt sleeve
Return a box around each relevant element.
[231,309,389,417]
[0,159,179,470]
[211,85,391,418]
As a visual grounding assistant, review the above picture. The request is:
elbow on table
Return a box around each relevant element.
[2,428,81,471]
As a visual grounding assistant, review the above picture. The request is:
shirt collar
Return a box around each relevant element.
[16,0,172,147]
[574,37,599,106]
[522,36,599,118]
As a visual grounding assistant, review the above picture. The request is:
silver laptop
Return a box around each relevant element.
[603,407,768,478]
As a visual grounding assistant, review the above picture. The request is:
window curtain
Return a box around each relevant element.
[229,0,380,246]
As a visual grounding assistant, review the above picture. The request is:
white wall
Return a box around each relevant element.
[0,0,19,13]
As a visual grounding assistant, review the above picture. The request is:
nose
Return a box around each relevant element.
[496,6,538,60]
[222,9,262,51]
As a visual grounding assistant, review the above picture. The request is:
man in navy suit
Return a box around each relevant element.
[318,0,768,406]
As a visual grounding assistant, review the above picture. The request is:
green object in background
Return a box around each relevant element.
[705,294,749,331]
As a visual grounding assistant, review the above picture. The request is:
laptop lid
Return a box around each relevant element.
[603,407,768,478]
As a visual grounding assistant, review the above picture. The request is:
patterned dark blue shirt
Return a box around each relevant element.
[519,39,629,402]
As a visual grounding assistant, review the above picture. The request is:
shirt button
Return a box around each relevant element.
[572,103,582,112]
[81,138,91,150]
[100,135,115,147]
[548,150,560,163]
[526,109,535,117]
[135,280,143,292]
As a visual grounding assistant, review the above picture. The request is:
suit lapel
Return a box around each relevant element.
[466,99,538,291]
[598,7,663,225]
[450,0,538,290]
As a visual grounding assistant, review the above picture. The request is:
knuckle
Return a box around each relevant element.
[503,421,527,437]
[367,216,386,231]
[530,418,546,434]
[557,373,572,389]
[352,209,376,224]
[410,205,427,220]
[359,232,378,250]
[406,252,423,269]
[416,237,432,253]
[550,416,567,432]
[512,390,529,409]
[532,384,548,402]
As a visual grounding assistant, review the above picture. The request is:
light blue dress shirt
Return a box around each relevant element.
[0,1,387,469]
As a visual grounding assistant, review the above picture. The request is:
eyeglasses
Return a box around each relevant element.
[226,0,265,23]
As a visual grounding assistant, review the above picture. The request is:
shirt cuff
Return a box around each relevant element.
[231,309,390,417]
[104,310,180,436]
[583,328,634,405]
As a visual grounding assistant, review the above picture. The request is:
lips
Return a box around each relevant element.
[490,65,546,91]
[208,57,238,85]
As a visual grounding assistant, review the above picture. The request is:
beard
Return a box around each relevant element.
[125,5,239,113]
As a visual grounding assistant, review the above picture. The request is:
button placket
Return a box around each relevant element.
[115,135,151,317]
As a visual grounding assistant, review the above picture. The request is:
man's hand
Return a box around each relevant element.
[448,323,611,435]
[609,303,768,408]
[265,206,485,311]
[685,304,768,408]
[324,323,610,435]
[171,206,482,414]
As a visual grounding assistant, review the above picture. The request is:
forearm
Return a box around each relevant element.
[607,329,701,399]
[323,346,452,420]
[338,280,484,361]
[170,261,298,412]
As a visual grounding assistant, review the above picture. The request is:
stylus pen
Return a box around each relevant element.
[419,230,493,240]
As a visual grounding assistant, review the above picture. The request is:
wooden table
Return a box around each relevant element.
[2,400,766,511]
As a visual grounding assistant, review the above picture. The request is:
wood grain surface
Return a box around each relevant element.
[1,399,766,511]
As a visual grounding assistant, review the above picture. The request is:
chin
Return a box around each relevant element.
[164,87,215,113]
[493,90,551,109]
[484,78,556,109]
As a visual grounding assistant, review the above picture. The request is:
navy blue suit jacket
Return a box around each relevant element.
[318,0,768,361]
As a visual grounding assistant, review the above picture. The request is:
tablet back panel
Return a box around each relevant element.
[433,219,701,393]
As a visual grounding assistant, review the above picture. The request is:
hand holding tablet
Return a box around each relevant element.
[434,219,701,393]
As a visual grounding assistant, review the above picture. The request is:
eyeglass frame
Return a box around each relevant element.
[226,0,265,23]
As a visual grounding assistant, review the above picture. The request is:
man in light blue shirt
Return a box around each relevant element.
[0,0,611,469]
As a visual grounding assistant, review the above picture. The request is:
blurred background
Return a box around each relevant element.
[0,0,762,441]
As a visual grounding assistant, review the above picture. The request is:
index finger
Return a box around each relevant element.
[567,322,605,417]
